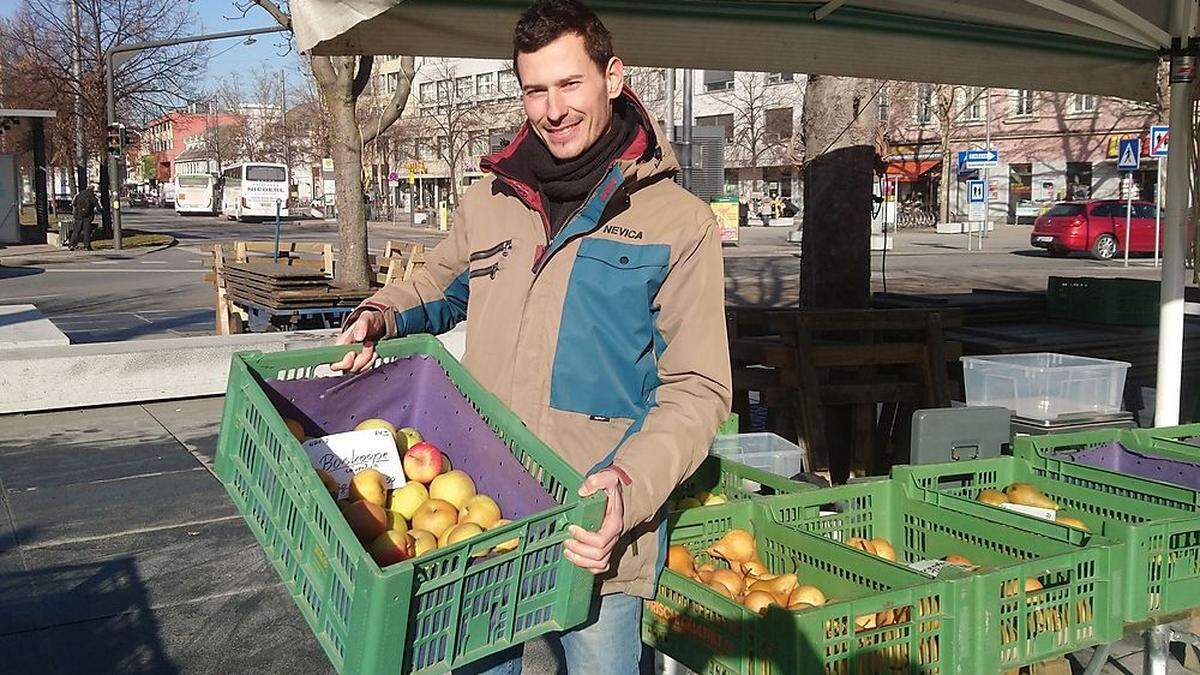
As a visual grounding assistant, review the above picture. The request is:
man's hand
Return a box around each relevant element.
[331,311,385,373]
[564,468,625,574]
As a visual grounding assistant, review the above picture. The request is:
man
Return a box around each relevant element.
[68,183,98,251]
[334,1,731,672]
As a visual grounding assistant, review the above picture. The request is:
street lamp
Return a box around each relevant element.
[105,25,285,249]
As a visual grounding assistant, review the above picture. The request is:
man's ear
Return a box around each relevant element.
[605,56,625,100]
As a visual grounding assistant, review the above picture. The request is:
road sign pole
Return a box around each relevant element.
[1124,173,1133,268]
[273,200,282,261]
[1155,158,1162,267]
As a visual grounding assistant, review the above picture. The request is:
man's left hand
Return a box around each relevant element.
[564,468,625,574]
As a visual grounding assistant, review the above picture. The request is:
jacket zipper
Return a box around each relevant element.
[469,263,500,279]
[531,179,625,275]
[469,239,512,261]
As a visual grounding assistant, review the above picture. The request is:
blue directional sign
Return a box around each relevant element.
[957,149,1000,171]
[1150,125,1169,158]
[967,179,986,204]
[1118,138,1141,171]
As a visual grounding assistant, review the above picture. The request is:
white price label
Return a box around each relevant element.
[908,559,974,577]
[303,429,404,499]
[999,502,1057,521]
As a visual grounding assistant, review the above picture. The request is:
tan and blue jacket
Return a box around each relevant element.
[347,89,732,598]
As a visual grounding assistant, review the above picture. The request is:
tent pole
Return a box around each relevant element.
[1154,0,1196,428]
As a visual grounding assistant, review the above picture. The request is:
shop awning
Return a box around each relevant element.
[293,0,1171,100]
[886,159,940,182]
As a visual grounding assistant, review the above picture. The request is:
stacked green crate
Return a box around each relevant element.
[644,499,952,674]
[761,476,1121,673]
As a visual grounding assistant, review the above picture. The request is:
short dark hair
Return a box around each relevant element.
[512,0,613,80]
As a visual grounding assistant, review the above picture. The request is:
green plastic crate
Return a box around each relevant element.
[672,454,811,509]
[896,454,1200,626]
[1126,423,1200,460]
[213,335,605,675]
[1047,276,1160,326]
[762,477,1120,673]
[644,499,952,674]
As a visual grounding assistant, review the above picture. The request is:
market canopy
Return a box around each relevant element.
[293,0,1174,101]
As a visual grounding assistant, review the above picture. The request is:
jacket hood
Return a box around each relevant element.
[481,85,679,194]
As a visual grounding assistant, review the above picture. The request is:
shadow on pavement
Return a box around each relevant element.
[0,264,45,279]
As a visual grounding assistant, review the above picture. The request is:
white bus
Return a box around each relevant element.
[173,173,217,215]
[221,163,289,221]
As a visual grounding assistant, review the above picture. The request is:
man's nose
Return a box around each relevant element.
[547,89,567,123]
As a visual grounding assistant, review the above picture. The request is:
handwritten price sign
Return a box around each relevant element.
[303,428,405,499]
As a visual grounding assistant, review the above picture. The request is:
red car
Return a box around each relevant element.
[1031,200,1164,260]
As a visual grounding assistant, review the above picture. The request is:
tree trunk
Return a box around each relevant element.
[328,98,371,288]
[939,139,952,225]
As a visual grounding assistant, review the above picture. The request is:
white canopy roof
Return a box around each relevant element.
[293,0,1179,101]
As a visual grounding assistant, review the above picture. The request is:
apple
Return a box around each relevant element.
[386,511,410,533]
[459,494,502,529]
[349,468,389,506]
[369,529,414,566]
[411,498,459,538]
[429,470,477,510]
[397,427,424,452]
[490,519,519,554]
[343,500,389,544]
[407,529,438,557]
[387,481,429,521]
[355,417,398,436]
[403,442,445,484]
[284,418,306,443]
[314,469,339,498]
[441,456,453,474]
[439,522,484,548]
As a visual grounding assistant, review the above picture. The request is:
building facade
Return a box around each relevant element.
[144,103,241,183]
[882,83,1159,224]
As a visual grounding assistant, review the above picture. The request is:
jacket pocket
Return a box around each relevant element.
[549,238,670,420]
[469,239,512,262]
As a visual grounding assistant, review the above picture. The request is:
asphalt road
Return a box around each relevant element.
[0,208,1177,343]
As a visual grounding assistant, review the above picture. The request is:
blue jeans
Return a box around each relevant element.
[458,592,643,675]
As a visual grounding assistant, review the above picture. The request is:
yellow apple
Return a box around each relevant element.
[459,494,502,529]
[411,498,459,538]
[349,468,389,506]
[439,522,484,548]
[343,500,389,544]
[490,519,519,554]
[356,417,398,438]
[386,511,409,533]
[368,529,413,566]
[407,529,438,557]
[429,470,477,510]
[397,427,423,451]
[704,494,728,506]
[387,481,429,521]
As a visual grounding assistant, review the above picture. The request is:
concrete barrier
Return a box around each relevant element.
[0,323,469,414]
[0,304,69,349]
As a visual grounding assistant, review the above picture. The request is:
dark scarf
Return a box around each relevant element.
[528,98,640,236]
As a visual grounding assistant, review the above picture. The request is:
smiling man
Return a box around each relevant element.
[333,1,731,671]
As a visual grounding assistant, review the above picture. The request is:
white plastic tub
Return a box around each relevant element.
[960,353,1130,422]
[709,432,806,477]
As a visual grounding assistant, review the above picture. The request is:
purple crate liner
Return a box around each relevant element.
[262,354,555,520]
[1059,441,1200,491]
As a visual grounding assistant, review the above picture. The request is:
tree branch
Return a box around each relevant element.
[362,56,415,145]
[247,0,292,30]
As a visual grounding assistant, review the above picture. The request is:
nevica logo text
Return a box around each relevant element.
[601,224,643,240]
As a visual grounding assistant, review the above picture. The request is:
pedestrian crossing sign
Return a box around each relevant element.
[1118,138,1141,171]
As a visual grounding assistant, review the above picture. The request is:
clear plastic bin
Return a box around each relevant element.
[961,353,1130,422]
[709,432,806,479]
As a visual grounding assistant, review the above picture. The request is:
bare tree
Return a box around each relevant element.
[715,72,801,173]
[239,0,415,289]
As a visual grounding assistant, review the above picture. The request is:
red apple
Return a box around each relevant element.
[403,442,445,484]
[343,500,389,544]
[369,529,414,566]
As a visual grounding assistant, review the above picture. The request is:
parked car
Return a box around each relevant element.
[1031,199,1165,260]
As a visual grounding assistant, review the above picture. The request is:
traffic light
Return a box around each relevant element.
[105,123,123,156]
[118,125,129,149]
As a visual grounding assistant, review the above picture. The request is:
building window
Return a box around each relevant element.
[1013,89,1035,117]
[436,80,451,104]
[1071,93,1098,114]
[877,85,890,123]
[695,113,734,141]
[1066,162,1093,200]
[476,72,496,97]
[962,87,985,122]
[499,69,518,97]
[703,70,735,92]
[915,84,933,125]
[419,82,435,103]
[766,72,794,85]
[765,107,793,142]
[455,76,473,101]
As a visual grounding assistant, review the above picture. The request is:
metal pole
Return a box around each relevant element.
[1144,624,1171,675]
[1125,173,1133,267]
[983,87,990,246]
[105,50,122,250]
[681,69,694,190]
[273,200,282,261]
[1155,158,1162,267]
[69,0,86,192]
[1153,0,1195,426]
[664,68,675,142]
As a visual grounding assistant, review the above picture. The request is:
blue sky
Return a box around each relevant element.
[0,0,303,98]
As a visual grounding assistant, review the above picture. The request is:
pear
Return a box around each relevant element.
[708,569,744,598]
[1055,514,1090,531]
[695,563,716,583]
[742,590,778,615]
[943,554,974,567]
[748,573,797,598]
[1004,483,1059,510]
[706,580,735,600]
[788,584,826,607]
[740,558,770,578]
[977,489,1009,506]
[708,529,757,564]
[870,538,897,562]
[667,545,695,577]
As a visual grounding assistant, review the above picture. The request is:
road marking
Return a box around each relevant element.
[40,268,200,273]
[92,260,118,265]
[141,260,169,264]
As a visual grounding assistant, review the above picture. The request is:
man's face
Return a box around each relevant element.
[516,33,623,160]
